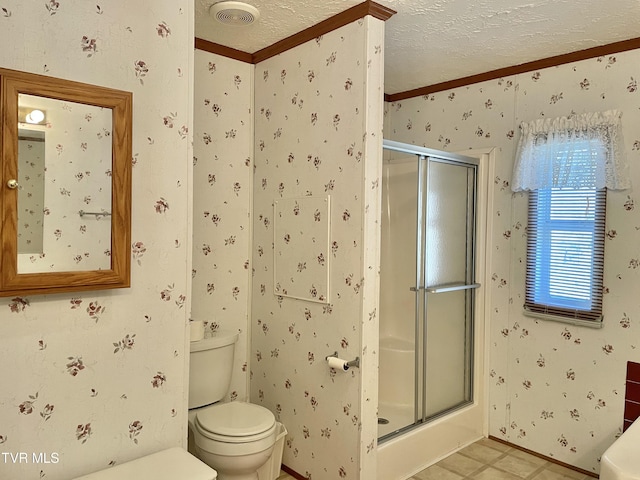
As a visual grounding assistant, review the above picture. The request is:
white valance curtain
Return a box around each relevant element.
[511,110,630,191]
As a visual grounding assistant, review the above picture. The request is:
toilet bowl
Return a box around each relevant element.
[188,329,284,480]
[189,401,277,480]
[601,419,640,480]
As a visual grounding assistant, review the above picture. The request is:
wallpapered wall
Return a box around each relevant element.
[192,50,253,402]
[251,18,384,480]
[0,2,193,479]
[385,48,640,474]
[192,17,385,479]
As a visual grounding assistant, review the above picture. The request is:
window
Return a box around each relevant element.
[512,110,629,327]
[525,187,605,322]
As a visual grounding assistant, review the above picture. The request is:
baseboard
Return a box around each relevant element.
[488,435,598,478]
[281,464,307,480]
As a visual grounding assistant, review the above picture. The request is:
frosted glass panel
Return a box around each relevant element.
[426,160,474,287]
[425,289,472,417]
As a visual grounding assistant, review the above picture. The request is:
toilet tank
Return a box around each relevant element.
[189,329,239,409]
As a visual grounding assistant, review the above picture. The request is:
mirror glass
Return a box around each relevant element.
[17,94,112,273]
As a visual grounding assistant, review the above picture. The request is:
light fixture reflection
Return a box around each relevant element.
[25,109,45,124]
[18,105,47,125]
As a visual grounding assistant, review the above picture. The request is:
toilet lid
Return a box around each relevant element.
[196,402,276,441]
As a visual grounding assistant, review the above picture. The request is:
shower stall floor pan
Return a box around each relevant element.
[378,401,414,439]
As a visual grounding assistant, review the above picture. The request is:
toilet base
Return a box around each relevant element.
[195,446,274,480]
[216,473,258,480]
[189,420,286,480]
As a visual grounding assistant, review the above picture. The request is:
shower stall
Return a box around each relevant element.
[377,140,488,479]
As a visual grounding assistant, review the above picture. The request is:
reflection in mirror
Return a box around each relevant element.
[16,94,112,273]
[17,127,45,254]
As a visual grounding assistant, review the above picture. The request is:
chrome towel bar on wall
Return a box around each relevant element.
[410,283,480,293]
[78,210,112,218]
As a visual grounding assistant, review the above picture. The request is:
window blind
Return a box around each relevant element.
[525,188,606,322]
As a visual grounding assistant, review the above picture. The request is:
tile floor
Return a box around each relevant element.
[275,438,595,480]
[407,438,594,480]
[277,471,295,480]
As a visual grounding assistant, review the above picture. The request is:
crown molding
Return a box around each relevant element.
[385,37,640,102]
[195,1,396,64]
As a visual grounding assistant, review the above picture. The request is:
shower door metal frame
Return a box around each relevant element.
[381,139,480,439]
[414,153,428,427]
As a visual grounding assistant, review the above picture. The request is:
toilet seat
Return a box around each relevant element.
[195,402,276,443]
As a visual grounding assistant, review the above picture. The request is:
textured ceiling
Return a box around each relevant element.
[195,0,640,95]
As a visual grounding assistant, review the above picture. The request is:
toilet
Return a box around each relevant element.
[189,329,283,480]
[601,419,640,479]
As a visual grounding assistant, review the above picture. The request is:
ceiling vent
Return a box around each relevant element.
[209,1,260,26]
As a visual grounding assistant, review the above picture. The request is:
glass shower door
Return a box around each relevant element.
[378,150,420,438]
[421,158,477,420]
[378,142,479,442]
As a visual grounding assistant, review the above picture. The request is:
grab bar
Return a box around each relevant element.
[425,283,480,294]
[410,283,480,293]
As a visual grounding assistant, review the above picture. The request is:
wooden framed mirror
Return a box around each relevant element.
[0,67,132,296]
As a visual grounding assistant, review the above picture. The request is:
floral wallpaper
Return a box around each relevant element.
[17,131,45,254]
[385,48,640,474]
[251,17,384,480]
[0,2,193,479]
[192,49,253,402]
[273,195,331,303]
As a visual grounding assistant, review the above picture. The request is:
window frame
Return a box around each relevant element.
[524,187,606,327]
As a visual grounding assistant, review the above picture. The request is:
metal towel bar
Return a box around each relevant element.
[411,283,480,293]
[78,210,111,218]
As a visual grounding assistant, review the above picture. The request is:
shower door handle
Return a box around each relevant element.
[425,283,480,294]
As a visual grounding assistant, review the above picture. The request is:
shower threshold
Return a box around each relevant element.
[378,399,474,443]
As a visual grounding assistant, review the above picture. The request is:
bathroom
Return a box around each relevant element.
[1,1,640,480]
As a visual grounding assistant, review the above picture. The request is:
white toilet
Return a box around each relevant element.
[601,419,640,479]
[189,329,282,480]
